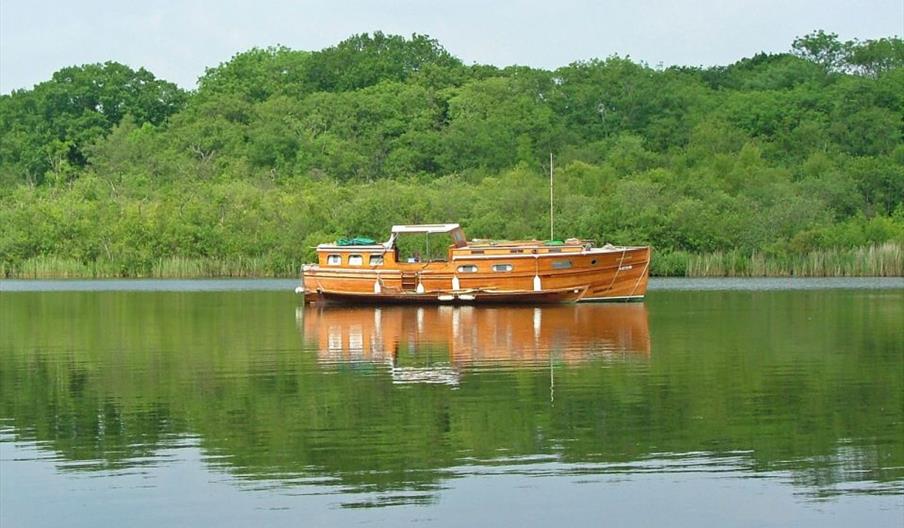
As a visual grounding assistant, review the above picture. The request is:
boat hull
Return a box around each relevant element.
[300,246,651,305]
[305,286,588,305]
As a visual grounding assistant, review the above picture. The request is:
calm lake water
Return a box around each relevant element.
[1,279,902,527]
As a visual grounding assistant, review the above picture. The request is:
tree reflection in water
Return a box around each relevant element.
[0,290,901,503]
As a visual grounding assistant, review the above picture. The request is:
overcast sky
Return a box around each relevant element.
[1,0,902,94]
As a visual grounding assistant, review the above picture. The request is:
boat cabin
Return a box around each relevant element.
[315,223,594,269]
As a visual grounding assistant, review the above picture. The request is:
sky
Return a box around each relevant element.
[1,0,902,94]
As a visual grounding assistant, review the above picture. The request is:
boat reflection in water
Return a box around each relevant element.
[297,304,650,385]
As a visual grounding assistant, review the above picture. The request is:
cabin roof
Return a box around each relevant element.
[391,223,461,234]
[316,244,386,251]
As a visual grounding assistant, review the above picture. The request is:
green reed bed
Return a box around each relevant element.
[1,255,122,279]
[149,256,296,278]
[3,256,298,279]
[3,244,901,279]
[681,242,903,278]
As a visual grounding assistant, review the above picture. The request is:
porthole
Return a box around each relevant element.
[492,264,513,272]
[457,265,478,273]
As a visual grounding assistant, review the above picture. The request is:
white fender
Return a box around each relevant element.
[533,275,542,291]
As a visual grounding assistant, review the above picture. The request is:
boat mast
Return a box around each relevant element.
[549,152,554,241]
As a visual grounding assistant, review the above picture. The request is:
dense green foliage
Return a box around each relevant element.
[1,31,902,276]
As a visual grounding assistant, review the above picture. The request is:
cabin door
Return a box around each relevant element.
[401,272,418,291]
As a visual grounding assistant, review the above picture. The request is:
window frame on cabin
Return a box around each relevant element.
[327,254,342,266]
[492,263,514,272]
[551,260,573,269]
[369,255,384,266]
[348,254,364,266]
[457,264,479,273]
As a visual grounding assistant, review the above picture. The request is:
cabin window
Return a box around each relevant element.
[471,250,484,255]
[552,260,573,269]
[327,254,342,265]
[510,249,524,254]
[348,254,364,266]
[457,265,478,273]
[369,255,384,266]
[492,264,513,272]
[548,248,562,253]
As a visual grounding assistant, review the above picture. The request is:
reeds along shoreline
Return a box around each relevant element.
[653,242,903,278]
[1,243,902,279]
[0,256,297,279]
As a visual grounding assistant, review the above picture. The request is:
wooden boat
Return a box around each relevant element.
[297,224,651,304]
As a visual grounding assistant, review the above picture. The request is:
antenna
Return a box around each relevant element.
[549,152,554,241]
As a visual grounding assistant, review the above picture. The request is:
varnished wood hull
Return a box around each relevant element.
[306,286,588,305]
[300,246,651,305]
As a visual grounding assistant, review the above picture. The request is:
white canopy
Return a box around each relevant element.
[388,223,467,248]
[391,224,461,234]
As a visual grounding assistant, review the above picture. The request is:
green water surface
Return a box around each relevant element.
[1,280,902,527]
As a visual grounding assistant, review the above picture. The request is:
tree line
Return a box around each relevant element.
[1,31,902,276]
